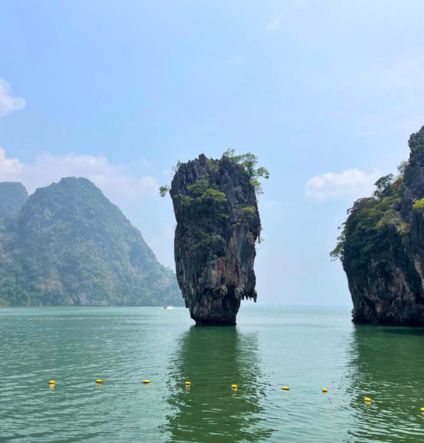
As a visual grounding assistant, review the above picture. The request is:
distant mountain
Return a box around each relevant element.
[0,177,182,306]
[0,182,28,220]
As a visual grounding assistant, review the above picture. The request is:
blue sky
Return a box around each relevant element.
[1,1,424,306]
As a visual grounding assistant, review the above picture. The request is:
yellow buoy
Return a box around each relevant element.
[363,396,372,403]
[95,378,104,384]
[184,381,191,387]
[420,407,424,413]
[322,387,328,393]
[281,385,290,391]
[143,379,151,384]
[231,384,238,390]
[48,380,56,385]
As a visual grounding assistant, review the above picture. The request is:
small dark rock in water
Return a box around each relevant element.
[333,126,424,325]
[170,154,261,325]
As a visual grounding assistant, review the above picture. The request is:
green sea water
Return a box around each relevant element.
[0,306,424,442]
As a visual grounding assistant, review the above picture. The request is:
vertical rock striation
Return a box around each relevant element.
[335,126,424,325]
[170,154,261,325]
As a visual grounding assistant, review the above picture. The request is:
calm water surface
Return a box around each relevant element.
[0,306,424,442]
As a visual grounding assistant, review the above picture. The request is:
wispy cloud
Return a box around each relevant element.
[266,16,281,32]
[0,79,26,117]
[0,147,158,207]
[305,169,381,202]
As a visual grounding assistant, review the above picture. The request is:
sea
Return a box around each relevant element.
[0,305,423,442]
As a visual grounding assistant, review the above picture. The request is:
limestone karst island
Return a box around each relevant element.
[333,126,424,326]
[169,153,263,325]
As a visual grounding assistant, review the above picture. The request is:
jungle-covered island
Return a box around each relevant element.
[332,126,424,325]
[0,177,181,306]
[161,151,269,325]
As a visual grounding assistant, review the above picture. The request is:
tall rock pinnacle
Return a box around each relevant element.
[170,154,261,325]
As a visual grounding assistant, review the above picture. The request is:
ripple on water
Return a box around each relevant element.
[1,307,424,442]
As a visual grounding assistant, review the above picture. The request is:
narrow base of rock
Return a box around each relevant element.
[188,294,241,326]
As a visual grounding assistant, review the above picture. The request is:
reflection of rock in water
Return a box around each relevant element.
[163,327,272,442]
[346,326,424,442]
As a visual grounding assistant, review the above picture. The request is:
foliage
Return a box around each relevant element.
[331,175,405,263]
[413,198,424,212]
[374,174,394,198]
[160,151,269,197]
[159,185,170,197]
[181,177,229,225]
[0,178,182,306]
[222,149,270,194]
[242,205,256,215]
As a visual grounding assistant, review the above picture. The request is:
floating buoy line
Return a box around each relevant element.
[45,380,424,413]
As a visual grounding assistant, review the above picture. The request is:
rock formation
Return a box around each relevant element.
[0,177,181,306]
[170,154,261,325]
[333,126,424,325]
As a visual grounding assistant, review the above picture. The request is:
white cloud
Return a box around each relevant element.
[305,169,381,202]
[0,147,158,207]
[266,16,281,32]
[0,79,26,117]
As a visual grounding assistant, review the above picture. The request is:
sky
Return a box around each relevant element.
[1,1,424,306]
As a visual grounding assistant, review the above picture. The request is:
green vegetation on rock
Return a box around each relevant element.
[332,125,424,325]
[160,150,270,197]
[222,149,270,195]
[0,178,181,306]
[331,173,405,263]
[170,153,264,325]
[412,198,424,212]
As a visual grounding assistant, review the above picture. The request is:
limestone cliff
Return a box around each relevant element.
[0,177,181,306]
[170,154,261,325]
[334,126,424,325]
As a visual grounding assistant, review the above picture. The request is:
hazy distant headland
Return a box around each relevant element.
[333,126,424,326]
[0,177,182,306]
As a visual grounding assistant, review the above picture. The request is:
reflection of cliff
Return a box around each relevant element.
[346,326,424,441]
[163,327,272,442]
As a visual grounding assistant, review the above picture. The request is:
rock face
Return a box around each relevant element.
[170,154,261,325]
[0,177,181,306]
[335,126,424,325]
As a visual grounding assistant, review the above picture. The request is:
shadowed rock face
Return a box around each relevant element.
[340,126,424,325]
[170,154,261,325]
